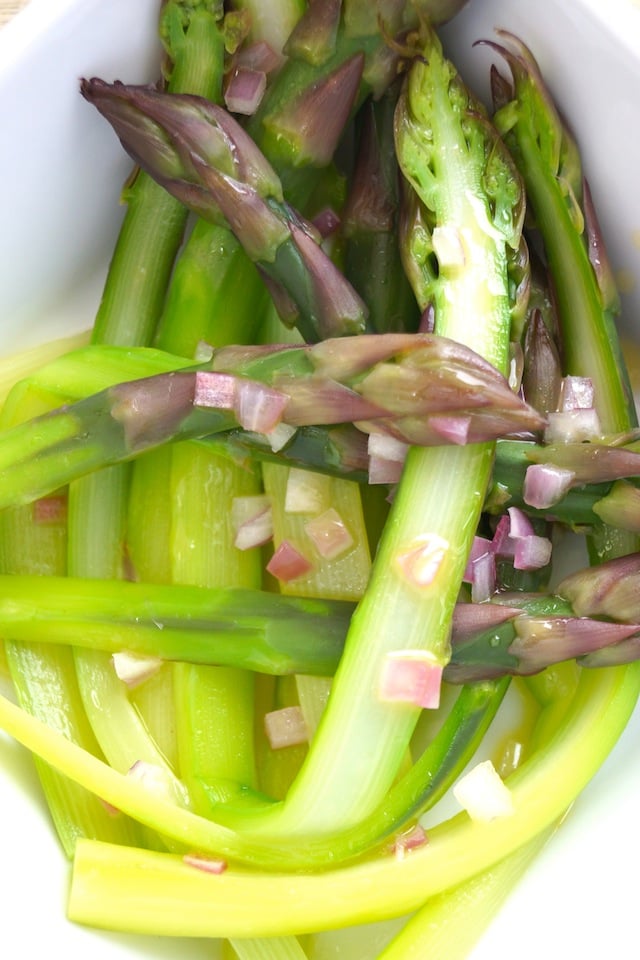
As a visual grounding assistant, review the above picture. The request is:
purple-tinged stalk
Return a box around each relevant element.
[81,79,367,343]
[342,81,421,334]
[3,570,640,685]
[245,0,470,195]
[0,334,543,511]
[487,31,638,565]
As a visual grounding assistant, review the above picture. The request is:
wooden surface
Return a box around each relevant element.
[0,0,30,27]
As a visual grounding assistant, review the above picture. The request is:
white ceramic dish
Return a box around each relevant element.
[1,0,640,957]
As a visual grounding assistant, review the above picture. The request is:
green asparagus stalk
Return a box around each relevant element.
[488,31,636,436]
[0,392,140,855]
[241,24,527,839]
[1,571,638,682]
[91,1,227,347]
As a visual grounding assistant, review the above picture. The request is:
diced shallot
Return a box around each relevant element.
[231,495,273,551]
[395,533,449,589]
[453,759,514,822]
[462,536,496,603]
[112,651,163,688]
[429,416,471,445]
[304,507,354,560]
[544,408,602,443]
[264,705,309,750]
[469,550,496,603]
[463,536,494,581]
[224,67,267,115]
[266,540,313,582]
[33,495,67,523]
[392,823,428,860]
[379,651,443,710]
[284,468,330,514]
[312,207,341,239]
[266,422,297,452]
[367,433,409,485]
[235,39,282,74]
[234,379,289,434]
[560,375,594,411]
[507,506,535,540]
[523,463,576,509]
[183,854,227,875]
[127,761,189,807]
[513,534,552,571]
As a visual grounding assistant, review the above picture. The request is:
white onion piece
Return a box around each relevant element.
[112,651,163,689]
[224,67,267,115]
[264,705,309,750]
[304,507,354,560]
[284,468,330,514]
[453,759,514,822]
[561,375,594,411]
[126,761,189,807]
[183,854,227,875]
[379,650,443,710]
[266,422,297,452]
[544,408,602,443]
[266,540,313,582]
[523,463,576,509]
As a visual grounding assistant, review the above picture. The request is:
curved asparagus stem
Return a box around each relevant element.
[58,663,640,934]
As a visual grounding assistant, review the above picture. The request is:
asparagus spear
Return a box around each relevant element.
[1,570,637,681]
[80,78,367,343]
[0,334,542,510]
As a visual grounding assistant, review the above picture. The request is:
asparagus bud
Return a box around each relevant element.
[80,79,367,342]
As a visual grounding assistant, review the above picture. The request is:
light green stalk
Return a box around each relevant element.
[224,26,525,840]
[91,1,226,347]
